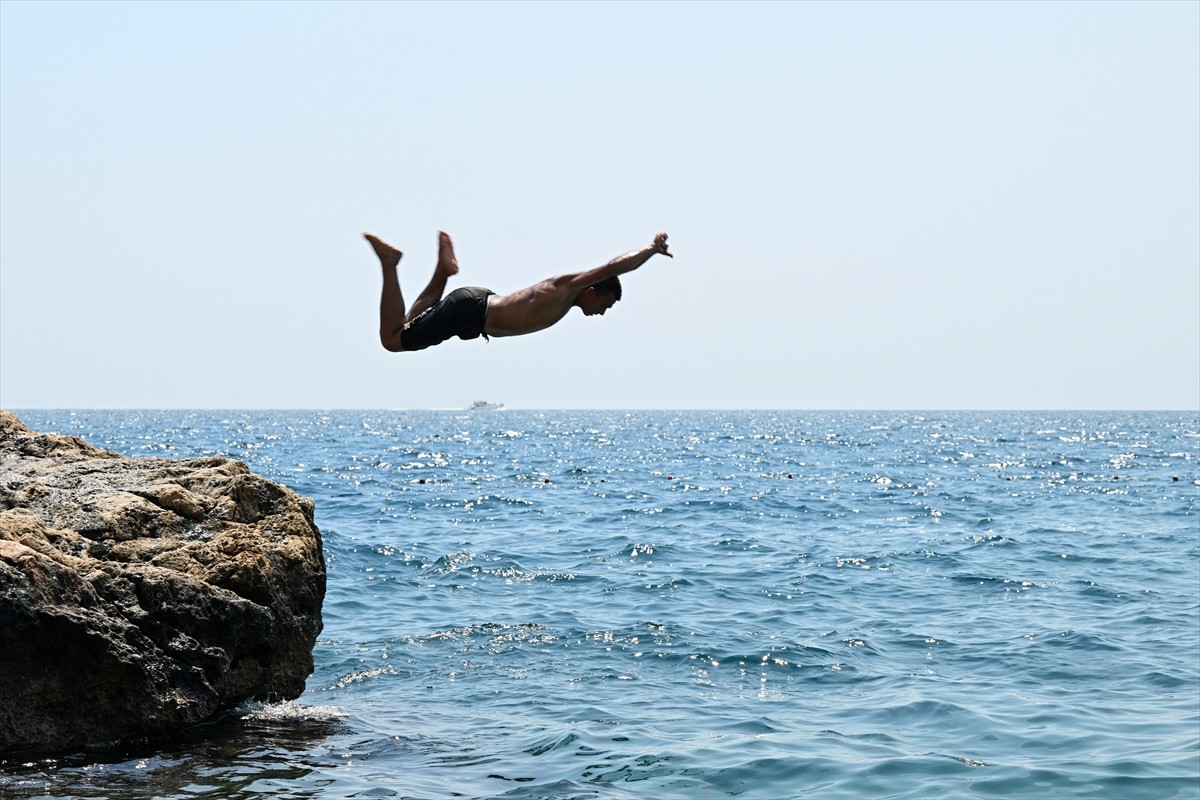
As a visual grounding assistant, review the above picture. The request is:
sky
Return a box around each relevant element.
[1,0,1197,410]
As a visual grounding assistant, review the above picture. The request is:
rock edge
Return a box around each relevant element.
[0,411,326,754]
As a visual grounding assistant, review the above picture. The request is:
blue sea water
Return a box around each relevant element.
[2,409,1198,800]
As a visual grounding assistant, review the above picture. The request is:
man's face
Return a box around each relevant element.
[581,289,617,317]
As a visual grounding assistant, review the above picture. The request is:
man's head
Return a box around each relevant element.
[578,276,622,316]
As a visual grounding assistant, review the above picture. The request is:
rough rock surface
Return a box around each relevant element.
[0,411,326,754]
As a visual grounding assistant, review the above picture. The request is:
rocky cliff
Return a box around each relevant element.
[0,411,326,754]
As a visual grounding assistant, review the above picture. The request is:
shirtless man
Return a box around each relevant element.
[363,230,672,352]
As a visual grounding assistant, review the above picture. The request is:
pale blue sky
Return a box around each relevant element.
[2,0,1197,410]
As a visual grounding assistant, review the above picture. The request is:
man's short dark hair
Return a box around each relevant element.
[591,275,622,302]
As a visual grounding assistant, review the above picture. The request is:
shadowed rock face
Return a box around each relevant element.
[0,411,326,754]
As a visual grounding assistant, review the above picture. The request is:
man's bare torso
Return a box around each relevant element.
[484,277,580,337]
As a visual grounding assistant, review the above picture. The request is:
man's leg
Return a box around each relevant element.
[364,233,407,352]
[405,231,460,323]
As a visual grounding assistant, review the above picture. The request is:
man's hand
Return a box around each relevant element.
[653,232,673,258]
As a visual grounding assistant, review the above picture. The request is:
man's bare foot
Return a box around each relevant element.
[437,231,460,277]
[364,233,402,270]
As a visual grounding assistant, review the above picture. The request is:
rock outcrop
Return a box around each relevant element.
[0,411,326,754]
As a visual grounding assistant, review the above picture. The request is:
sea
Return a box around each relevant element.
[1,410,1197,800]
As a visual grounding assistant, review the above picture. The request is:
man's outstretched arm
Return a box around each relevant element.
[562,233,672,290]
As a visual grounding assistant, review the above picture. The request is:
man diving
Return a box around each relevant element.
[363,230,672,352]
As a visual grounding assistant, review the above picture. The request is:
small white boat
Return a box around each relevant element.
[467,400,504,411]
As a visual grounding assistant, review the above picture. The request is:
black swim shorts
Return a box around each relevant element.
[401,286,495,352]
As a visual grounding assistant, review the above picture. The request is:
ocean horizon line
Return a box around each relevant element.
[4,406,1198,414]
